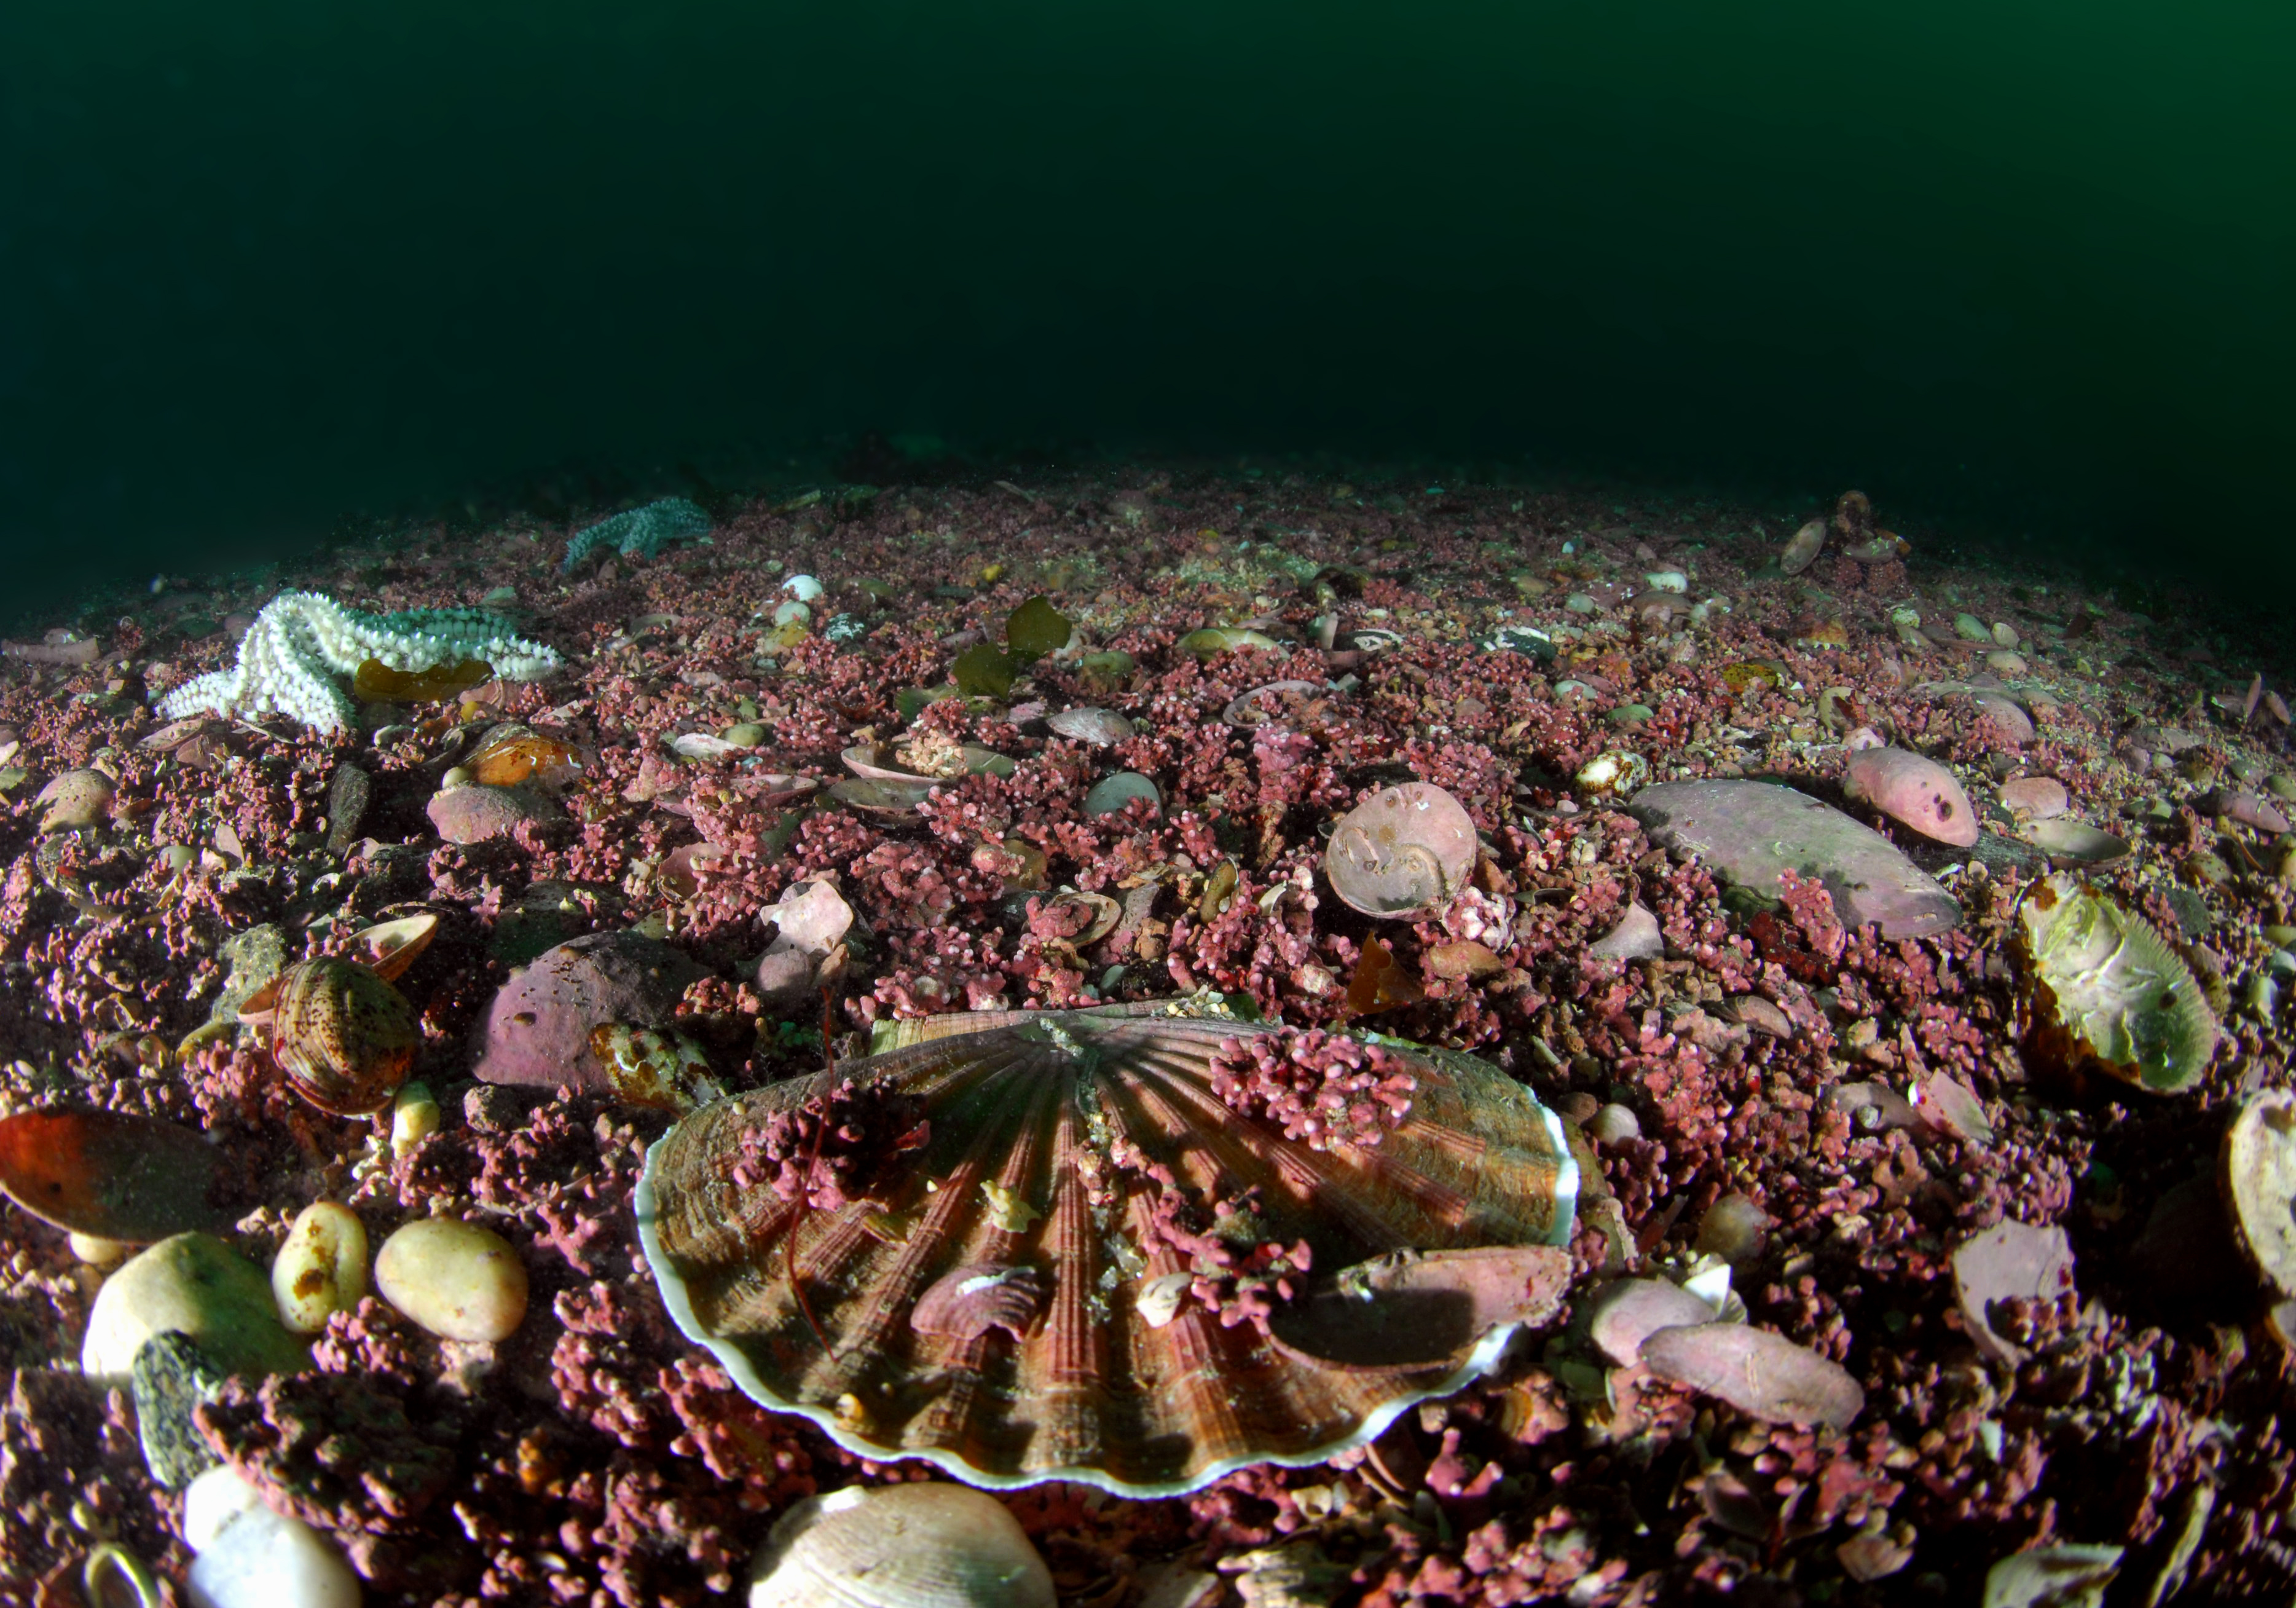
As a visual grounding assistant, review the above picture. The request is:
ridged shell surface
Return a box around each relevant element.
[637,999,1578,1495]
[271,957,420,1115]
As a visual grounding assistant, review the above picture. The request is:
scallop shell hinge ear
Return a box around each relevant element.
[635,998,1579,1496]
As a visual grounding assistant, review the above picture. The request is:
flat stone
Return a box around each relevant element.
[132,1330,229,1489]
[1627,781,1962,939]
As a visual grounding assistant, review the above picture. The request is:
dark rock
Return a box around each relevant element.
[132,1330,229,1489]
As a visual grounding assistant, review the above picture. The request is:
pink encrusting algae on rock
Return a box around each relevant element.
[1,469,2294,1604]
[1842,744,1981,846]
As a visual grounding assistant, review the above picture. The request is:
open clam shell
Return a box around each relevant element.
[637,1000,1578,1496]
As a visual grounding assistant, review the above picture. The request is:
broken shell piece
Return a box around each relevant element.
[466,723,584,791]
[1575,751,1648,800]
[637,1001,1579,1495]
[1640,1322,1864,1429]
[1324,782,1477,918]
[2020,820,2126,864]
[0,1108,232,1242]
[1042,889,1123,947]
[745,1483,1055,1608]
[1981,1546,2123,1608]
[910,1264,1045,1342]
[2222,1090,2296,1301]
[1585,1277,1717,1366]
[36,769,115,833]
[2013,872,2218,1094]
[1997,778,2069,821]
[1587,903,1663,963]
[1083,771,1162,818]
[589,1025,725,1113]
[1779,519,1827,576]
[828,777,936,816]
[352,913,439,984]
[755,880,857,1009]
[1043,707,1135,747]
[1951,1219,2075,1368]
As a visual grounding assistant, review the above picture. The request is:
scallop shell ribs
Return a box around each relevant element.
[637,999,1579,1495]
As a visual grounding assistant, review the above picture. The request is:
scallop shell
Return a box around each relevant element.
[1323,782,1478,918]
[637,999,1578,1495]
[262,957,421,1116]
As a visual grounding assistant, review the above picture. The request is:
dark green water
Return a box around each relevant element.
[4,2,2291,625]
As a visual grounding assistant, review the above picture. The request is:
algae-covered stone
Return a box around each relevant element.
[82,1232,307,1384]
[1628,781,1962,939]
[132,1330,230,1489]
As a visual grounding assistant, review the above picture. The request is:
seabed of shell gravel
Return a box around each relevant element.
[1,464,2293,1606]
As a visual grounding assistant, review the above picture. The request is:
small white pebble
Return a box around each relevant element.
[1587,1103,1641,1145]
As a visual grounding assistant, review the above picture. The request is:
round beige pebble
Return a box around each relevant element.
[82,1232,308,1384]
[271,1202,369,1335]
[374,1217,529,1342]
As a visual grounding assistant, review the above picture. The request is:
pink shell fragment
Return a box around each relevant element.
[1268,1245,1571,1371]
[1951,1219,2075,1368]
[1323,782,1478,918]
[473,930,710,1090]
[1627,781,1962,939]
[1584,1278,1716,1366]
[1842,747,1980,847]
[1997,777,2069,821]
[427,783,562,845]
[1969,692,2035,746]
[910,1263,1045,1342]
[1640,1322,1865,1429]
[1587,902,1664,962]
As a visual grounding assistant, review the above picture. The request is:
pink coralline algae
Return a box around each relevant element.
[2,467,2294,1604]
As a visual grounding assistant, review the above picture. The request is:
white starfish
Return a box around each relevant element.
[158,589,562,735]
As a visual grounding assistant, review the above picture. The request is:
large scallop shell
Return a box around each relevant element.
[637,998,1578,1496]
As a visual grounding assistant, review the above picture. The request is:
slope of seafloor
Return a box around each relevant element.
[0,469,2292,1606]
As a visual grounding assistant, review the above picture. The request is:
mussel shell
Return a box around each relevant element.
[270,958,420,1116]
[638,999,1577,1496]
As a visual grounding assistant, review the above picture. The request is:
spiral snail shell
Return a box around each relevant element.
[264,957,420,1116]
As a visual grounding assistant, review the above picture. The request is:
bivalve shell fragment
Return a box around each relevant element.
[637,999,1578,1494]
[2013,872,2217,1094]
[1324,782,1477,918]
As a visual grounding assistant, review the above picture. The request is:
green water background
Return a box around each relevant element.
[3,2,2290,627]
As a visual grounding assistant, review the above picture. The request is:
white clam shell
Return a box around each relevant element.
[745,1483,1054,1608]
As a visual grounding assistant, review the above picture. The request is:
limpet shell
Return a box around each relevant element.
[1323,782,1477,918]
[254,958,420,1116]
[637,1000,1578,1494]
